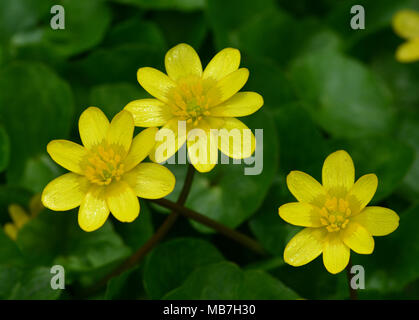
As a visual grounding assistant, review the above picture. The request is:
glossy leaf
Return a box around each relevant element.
[143,238,224,299]
[290,49,395,138]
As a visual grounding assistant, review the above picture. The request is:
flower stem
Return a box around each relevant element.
[151,198,266,256]
[82,165,195,297]
[346,260,358,300]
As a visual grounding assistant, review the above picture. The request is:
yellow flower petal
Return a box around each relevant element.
[78,185,109,232]
[396,39,419,63]
[8,204,29,228]
[47,140,87,174]
[124,127,158,172]
[284,227,327,267]
[209,92,263,117]
[106,180,140,222]
[278,202,323,227]
[4,223,17,240]
[322,150,355,196]
[352,206,399,236]
[124,162,175,199]
[203,48,241,81]
[347,174,378,214]
[211,117,255,159]
[106,110,134,154]
[342,222,374,254]
[124,99,173,127]
[78,107,110,149]
[187,121,218,172]
[42,173,90,211]
[165,43,202,81]
[392,10,419,39]
[149,118,187,163]
[286,171,327,207]
[210,68,249,104]
[137,67,176,102]
[322,234,350,274]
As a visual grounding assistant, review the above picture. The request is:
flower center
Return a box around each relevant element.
[83,143,125,186]
[167,76,218,125]
[320,197,352,232]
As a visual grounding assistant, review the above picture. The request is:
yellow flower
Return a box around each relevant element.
[41,107,176,232]
[124,43,263,172]
[392,9,419,62]
[278,150,399,274]
[4,194,43,240]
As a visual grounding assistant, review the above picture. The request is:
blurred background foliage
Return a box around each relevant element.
[0,0,418,300]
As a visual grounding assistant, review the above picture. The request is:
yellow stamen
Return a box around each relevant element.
[83,142,125,186]
[325,197,337,211]
[167,75,218,123]
[320,198,352,233]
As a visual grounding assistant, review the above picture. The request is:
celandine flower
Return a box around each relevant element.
[41,107,175,232]
[392,9,419,62]
[4,195,43,240]
[124,43,263,172]
[279,150,399,274]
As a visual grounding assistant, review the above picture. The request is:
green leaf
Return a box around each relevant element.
[89,83,149,119]
[332,136,415,201]
[353,204,419,295]
[274,103,330,176]
[290,49,395,138]
[113,202,154,251]
[271,257,348,299]
[16,210,68,266]
[0,62,74,186]
[164,262,242,299]
[234,9,303,66]
[105,268,134,300]
[0,186,32,224]
[209,0,341,66]
[70,44,164,85]
[244,57,296,109]
[0,0,45,42]
[0,125,10,172]
[19,153,63,194]
[152,11,207,49]
[0,265,22,299]
[296,28,343,59]
[111,0,205,11]
[105,266,147,299]
[17,211,131,275]
[239,269,300,299]
[104,18,167,49]
[0,228,23,266]
[41,0,112,57]
[277,0,336,17]
[9,266,61,300]
[207,0,277,49]
[143,238,224,299]
[53,219,131,275]
[372,54,419,110]
[249,175,302,256]
[328,0,419,49]
[244,256,285,272]
[164,261,300,299]
[397,111,419,199]
[249,105,331,255]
